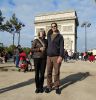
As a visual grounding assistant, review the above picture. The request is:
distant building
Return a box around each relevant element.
[34,10,79,52]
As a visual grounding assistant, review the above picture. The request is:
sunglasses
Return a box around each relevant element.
[51,26,57,28]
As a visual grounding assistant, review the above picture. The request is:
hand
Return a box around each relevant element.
[40,47,45,52]
[57,56,63,64]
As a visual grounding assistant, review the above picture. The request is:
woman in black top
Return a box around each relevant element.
[31,29,48,93]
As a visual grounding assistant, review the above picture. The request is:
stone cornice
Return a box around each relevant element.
[34,17,76,24]
[35,10,75,17]
[34,11,79,25]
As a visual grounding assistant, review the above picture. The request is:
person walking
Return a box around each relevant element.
[31,29,48,93]
[45,22,64,94]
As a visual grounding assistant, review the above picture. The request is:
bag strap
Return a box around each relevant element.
[37,38,45,47]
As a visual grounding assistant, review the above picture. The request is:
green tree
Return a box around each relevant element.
[4,20,15,46]
[5,13,25,46]
[0,10,5,31]
[22,47,30,55]
[10,14,25,45]
[4,45,16,55]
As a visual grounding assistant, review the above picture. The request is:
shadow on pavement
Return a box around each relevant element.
[0,64,15,71]
[0,67,16,72]
[59,72,90,94]
[65,60,76,63]
[0,66,14,68]
[0,78,35,94]
[0,67,35,72]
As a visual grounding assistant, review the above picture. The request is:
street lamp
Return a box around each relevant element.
[81,22,91,52]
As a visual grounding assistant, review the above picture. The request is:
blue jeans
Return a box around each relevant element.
[16,55,19,67]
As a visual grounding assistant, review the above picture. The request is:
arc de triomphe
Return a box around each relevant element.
[34,11,79,53]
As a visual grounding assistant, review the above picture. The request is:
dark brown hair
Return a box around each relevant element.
[50,22,59,33]
[48,29,60,34]
[51,22,58,27]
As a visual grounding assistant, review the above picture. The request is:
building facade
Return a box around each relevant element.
[34,11,79,52]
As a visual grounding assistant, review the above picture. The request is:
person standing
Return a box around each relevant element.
[19,49,27,72]
[64,49,68,62]
[31,29,48,93]
[45,22,64,94]
[15,45,21,68]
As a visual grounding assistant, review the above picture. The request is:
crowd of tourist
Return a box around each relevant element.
[0,50,8,63]
[63,50,96,62]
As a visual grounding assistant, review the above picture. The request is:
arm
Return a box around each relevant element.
[31,39,40,52]
[57,35,64,64]
[59,35,64,58]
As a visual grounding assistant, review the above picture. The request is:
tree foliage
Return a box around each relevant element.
[22,47,31,55]
[0,10,5,31]
[4,45,30,56]
[4,13,25,45]
[5,13,25,34]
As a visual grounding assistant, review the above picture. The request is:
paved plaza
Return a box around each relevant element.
[0,60,96,100]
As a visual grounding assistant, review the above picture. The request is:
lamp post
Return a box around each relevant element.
[81,22,91,52]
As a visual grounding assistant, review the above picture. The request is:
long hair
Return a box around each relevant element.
[48,29,60,35]
[51,22,60,33]
[38,28,46,37]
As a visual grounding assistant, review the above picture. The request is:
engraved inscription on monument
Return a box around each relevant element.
[65,38,70,50]
[64,38,73,51]
[62,25,73,33]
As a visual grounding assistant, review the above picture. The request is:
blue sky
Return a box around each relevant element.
[0,0,96,52]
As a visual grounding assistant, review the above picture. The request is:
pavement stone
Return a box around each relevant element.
[0,60,96,100]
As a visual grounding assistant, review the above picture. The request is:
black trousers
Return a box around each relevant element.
[34,58,46,89]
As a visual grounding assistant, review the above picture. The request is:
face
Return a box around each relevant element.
[51,23,57,32]
[39,31,45,38]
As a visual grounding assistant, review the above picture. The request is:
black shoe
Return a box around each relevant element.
[45,88,51,93]
[39,88,44,93]
[56,88,61,94]
[24,70,27,73]
[18,68,20,72]
[35,89,40,93]
[29,69,32,71]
